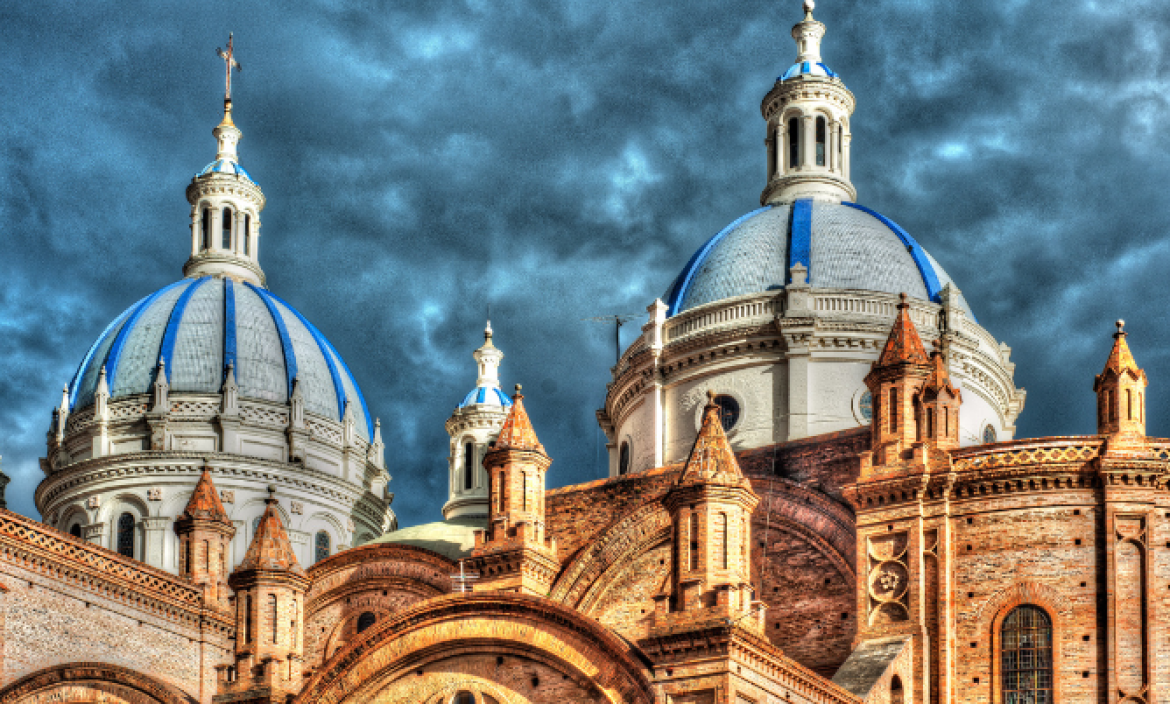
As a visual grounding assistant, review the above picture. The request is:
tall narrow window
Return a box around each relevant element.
[925,407,933,440]
[1001,605,1053,704]
[618,441,630,475]
[523,472,530,511]
[1110,390,1117,423]
[268,594,278,644]
[815,117,826,166]
[244,594,253,643]
[890,676,904,704]
[788,117,801,169]
[222,209,232,250]
[182,538,191,574]
[201,208,211,250]
[203,539,210,570]
[1127,389,1133,420]
[243,214,251,256]
[464,442,475,491]
[498,471,506,511]
[116,513,135,558]
[719,513,729,569]
[689,513,700,571]
[889,388,899,433]
[837,124,843,168]
[315,530,331,563]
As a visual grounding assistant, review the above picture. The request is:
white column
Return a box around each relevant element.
[191,212,200,257]
[844,132,852,180]
[776,124,786,176]
[827,121,836,172]
[802,115,815,171]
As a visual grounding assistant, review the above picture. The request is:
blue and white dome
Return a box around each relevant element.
[68,276,372,440]
[662,200,973,318]
[778,61,838,82]
[197,158,257,185]
[458,385,512,409]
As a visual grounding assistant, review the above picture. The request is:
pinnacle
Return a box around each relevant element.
[179,468,231,524]
[236,493,305,576]
[494,385,545,454]
[678,391,745,485]
[876,293,929,367]
[922,344,959,397]
[1101,322,1142,379]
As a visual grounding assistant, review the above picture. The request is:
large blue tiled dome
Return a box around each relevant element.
[68,276,372,440]
[662,200,973,318]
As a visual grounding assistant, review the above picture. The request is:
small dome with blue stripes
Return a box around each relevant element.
[197,158,257,186]
[778,61,839,82]
[458,385,512,410]
[662,200,974,319]
[68,277,372,441]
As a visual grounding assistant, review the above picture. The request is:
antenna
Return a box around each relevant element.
[450,560,480,593]
[582,314,639,365]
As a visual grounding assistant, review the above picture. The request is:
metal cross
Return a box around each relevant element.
[216,33,242,100]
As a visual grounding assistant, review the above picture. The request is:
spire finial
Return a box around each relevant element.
[216,33,241,103]
[803,0,815,19]
[1116,319,1126,337]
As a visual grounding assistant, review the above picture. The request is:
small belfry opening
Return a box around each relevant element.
[788,117,801,169]
[815,116,826,166]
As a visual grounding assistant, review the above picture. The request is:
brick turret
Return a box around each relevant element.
[864,293,932,466]
[1094,319,1147,440]
[173,467,235,607]
[919,342,962,451]
[469,385,558,595]
[218,487,308,704]
[653,390,762,632]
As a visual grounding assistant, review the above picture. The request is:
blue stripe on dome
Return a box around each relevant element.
[104,280,188,393]
[665,206,772,316]
[262,288,349,423]
[244,283,298,399]
[223,279,237,375]
[159,277,210,382]
[476,387,486,404]
[817,62,838,78]
[789,198,813,281]
[67,298,143,410]
[316,333,374,440]
[496,388,513,406]
[842,202,942,302]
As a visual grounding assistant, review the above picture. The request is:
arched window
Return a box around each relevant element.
[815,116,826,166]
[315,530,331,563]
[888,388,899,432]
[252,515,262,537]
[1127,389,1134,420]
[618,441,630,475]
[244,594,253,643]
[788,117,801,169]
[202,539,210,570]
[221,209,232,250]
[859,390,873,423]
[268,594,278,644]
[69,523,82,538]
[689,512,700,571]
[837,124,843,166]
[451,694,475,704]
[983,424,997,444]
[719,513,729,569]
[1001,605,1053,703]
[201,208,211,250]
[116,512,135,558]
[243,214,251,256]
[713,394,740,432]
[356,611,376,633]
[463,442,475,490]
[890,675,903,704]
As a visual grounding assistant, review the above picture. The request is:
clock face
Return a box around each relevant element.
[859,390,873,423]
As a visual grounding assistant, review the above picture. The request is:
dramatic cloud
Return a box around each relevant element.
[2,0,1169,528]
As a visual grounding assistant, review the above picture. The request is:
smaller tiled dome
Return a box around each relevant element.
[779,61,838,82]
[197,158,257,185]
[458,385,512,409]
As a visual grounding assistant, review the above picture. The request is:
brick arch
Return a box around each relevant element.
[0,663,197,704]
[975,581,1072,704]
[295,593,655,704]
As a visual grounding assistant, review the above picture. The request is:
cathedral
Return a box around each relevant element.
[0,4,1158,704]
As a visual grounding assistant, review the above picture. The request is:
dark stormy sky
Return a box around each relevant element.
[3,0,1170,529]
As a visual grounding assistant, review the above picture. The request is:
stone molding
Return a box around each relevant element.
[305,543,456,611]
[0,662,198,704]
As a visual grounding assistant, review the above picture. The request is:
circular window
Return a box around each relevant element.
[356,611,376,633]
[859,390,873,423]
[982,424,997,444]
[618,441,631,475]
[713,395,740,432]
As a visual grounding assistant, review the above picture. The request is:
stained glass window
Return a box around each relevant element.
[315,530,331,563]
[713,395,740,432]
[116,513,135,558]
[1001,605,1053,704]
[983,424,997,444]
[859,390,873,423]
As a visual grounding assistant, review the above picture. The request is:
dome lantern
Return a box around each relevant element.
[183,34,267,286]
[760,1,856,205]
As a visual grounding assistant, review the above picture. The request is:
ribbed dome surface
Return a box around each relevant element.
[458,385,512,409]
[197,158,257,185]
[662,200,973,318]
[68,276,372,440]
[778,61,839,81]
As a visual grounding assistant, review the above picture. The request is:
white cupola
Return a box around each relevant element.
[443,321,512,520]
[760,0,857,205]
[183,35,266,286]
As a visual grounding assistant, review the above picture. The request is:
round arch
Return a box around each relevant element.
[976,581,1072,704]
[0,663,197,704]
[297,593,655,704]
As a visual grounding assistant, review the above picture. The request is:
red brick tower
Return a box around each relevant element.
[653,390,762,630]
[469,384,558,595]
[864,293,932,467]
[919,342,962,451]
[173,467,235,607]
[1094,319,1147,441]
[218,487,309,704]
